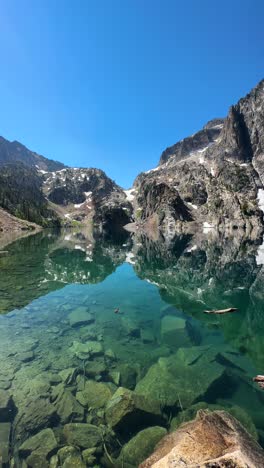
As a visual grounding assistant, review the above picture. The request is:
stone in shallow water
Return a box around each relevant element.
[59,367,79,385]
[76,380,113,409]
[135,346,226,408]
[19,428,57,467]
[82,447,97,466]
[70,340,103,359]
[14,397,57,439]
[104,348,116,360]
[63,423,102,449]
[55,389,84,424]
[160,315,191,348]
[118,426,167,467]
[0,422,11,465]
[0,391,14,422]
[58,445,86,468]
[68,307,94,327]
[141,328,155,343]
[108,370,120,386]
[118,363,138,390]
[18,351,35,363]
[105,387,165,433]
[84,359,107,379]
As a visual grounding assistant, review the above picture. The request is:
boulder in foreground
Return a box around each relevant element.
[140,410,264,467]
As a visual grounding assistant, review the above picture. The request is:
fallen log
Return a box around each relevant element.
[204,307,238,315]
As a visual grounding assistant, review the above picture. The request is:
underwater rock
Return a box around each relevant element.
[141,328,155,343]
[0,422,11,465]
[118,363,138,390]
[104,348,116,360]
[105,387,165,433]
[118,426,167,467]
[84,359,107,379]
[108,370,121,386]
[14,397,57,440]
[68,307,94,327]
[63,423,102,449]
[58,445,86,468]
[169,402,258,440]
[0,390,14,422]
[82,447,97,466]
[161,316,191,348]
[70,340,103,359]
[135,347,226,408]
[19,428,57,467]
[0,378,11,391]
[122,317,141,337]
[49,454,59,468]
[55,389,84,424]
[76,380,113,409]
[59,367,79,385]
[18,351,35,363]
[140,410,264,468]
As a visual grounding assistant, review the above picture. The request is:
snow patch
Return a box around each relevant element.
[125,252,136,265]
[257,188,264,213]
[256,241,264,265]
[124,189,135,201]
[74,245,86,252]
[186,245,197,252]
[203,222,215,234]
[145,167,159,174]
[187,202,198,210]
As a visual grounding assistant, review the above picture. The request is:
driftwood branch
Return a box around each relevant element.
[204,307,238,315]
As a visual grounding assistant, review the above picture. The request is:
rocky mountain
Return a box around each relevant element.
[0,163,60,227]
[0,136,65,171]
[1,79,264,238]
[133,79,264,238]
[41,167,133,232]
[0,158,133,232]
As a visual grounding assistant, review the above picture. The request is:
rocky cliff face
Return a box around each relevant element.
[0,136,65,172]
[133,80,264,238]
[41,167,133,232]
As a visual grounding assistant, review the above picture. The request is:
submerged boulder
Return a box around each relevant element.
[58,445,86,468]
[70,340,103,359]
[135,346,226,408]
[140,410,264,467]
[105,387,165,433]
[76,380,113,409]
[19,428,57,467]
[55,388,84,424]
[160,316,191,348]
[68,307,94,327]
[118,426,167,467]
[63,423,102,449]
[0,391,14,422]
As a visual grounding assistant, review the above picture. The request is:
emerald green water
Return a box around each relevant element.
[1,229,264,466]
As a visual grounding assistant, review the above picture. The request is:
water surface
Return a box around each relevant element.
[1,229,264,466]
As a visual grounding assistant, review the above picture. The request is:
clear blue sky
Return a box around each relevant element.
[0,0,263,187]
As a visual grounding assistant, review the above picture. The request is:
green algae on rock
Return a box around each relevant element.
[117,426,167,467]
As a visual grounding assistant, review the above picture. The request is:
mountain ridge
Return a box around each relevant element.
[0,78,264,239]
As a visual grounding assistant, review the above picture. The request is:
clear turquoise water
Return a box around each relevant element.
[1,229,264,466]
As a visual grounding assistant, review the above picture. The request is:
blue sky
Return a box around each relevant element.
[0,0,263,187]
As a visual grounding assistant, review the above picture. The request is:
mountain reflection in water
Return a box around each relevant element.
[1,228,264,466]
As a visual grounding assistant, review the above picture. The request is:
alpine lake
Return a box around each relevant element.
[1,227,264,467]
